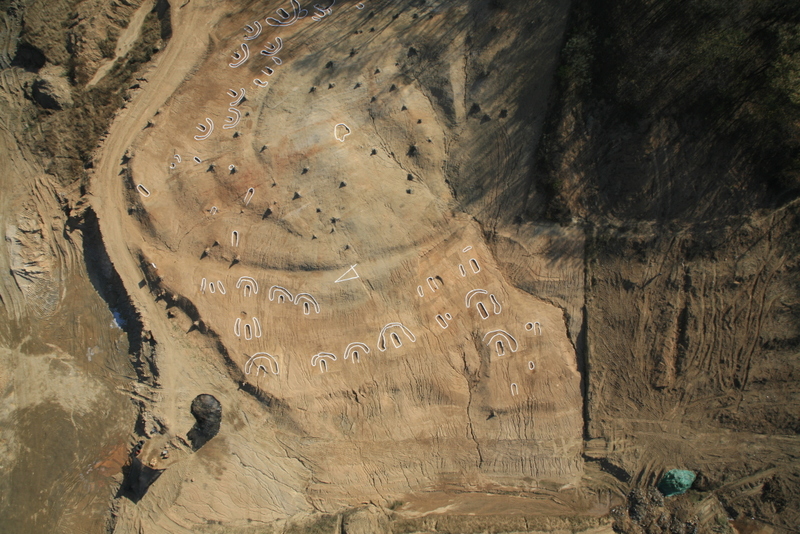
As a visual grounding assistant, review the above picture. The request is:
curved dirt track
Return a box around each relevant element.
[88,0,599,531]
[3,0,798,531]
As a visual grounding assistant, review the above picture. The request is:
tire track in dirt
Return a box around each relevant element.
[0,12,22,94]
[89,0,231,453]
[0,13,16,70]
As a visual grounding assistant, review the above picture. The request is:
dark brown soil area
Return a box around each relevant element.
[527,0,800,531]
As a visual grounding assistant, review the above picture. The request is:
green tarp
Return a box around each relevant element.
[658,469,696,497]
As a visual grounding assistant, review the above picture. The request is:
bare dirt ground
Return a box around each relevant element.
[85,0,606,531]
[0,61,137,534]
[581,216,800,533]
[3,0,797,533]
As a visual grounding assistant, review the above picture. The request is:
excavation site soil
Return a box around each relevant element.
[1,0,798,533]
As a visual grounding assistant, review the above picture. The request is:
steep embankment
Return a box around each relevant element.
[534,0,800,531]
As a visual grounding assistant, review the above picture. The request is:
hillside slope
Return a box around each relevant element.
[1,0,798,533]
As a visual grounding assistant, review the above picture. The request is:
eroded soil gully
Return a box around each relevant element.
[80,207,158,385]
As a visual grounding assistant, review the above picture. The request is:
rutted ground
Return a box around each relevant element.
[13,0,797,532]
[533,0,800,529]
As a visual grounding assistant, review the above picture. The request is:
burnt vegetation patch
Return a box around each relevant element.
[187,394,222,450]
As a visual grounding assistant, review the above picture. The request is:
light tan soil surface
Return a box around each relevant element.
[0,76,137,534]
[1,0,798,533]
[88,0,597,530]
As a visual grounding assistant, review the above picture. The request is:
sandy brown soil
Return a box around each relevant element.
[83,0,605,531]
[3,0,797,533]
[0,75,137,534]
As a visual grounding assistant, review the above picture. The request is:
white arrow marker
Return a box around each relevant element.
[335,264,359,283]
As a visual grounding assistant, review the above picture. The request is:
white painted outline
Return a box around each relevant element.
[209,206,218,215]
[244,323,253,340]
[465,289,488,308]
[253,78,269,88]
[245,352,280,376]
[477,301,490,320]
[272,56,282,65]
[311,0,335,21]
[356,2,364,9]
[194,156,202,164]
[459,264,467,277]
[390,332,402,348]
[483,329,519,355]
[528,361,536,371]
[344,342,369,363]
[435,314,449,329]
[223,107,241,130]
[462,246,472,253]
[311,352,336,373]
[377,322,416,352]
[234,317,241,336]
[417,285,424,298]
[200,278,207,293]
[510,383,519,396]
[335,264,359,283]
[525,321,542,335]
[269,285,294,303]
[231,230,240,247]
[426,277,439,292]
[137,184,151,197]
[227,88,246,107]
[170,162,176,169]
[334,123,351,142]
[243,187,255,206]
[244,21,262,40]
[445,313,452,320]
[260,37,283,57]
[469,258,481,273]
[490,294,502,315]
[294,293,320,315]
[217,280,226,294]
[236,276,259,296]
[261,66,275,77]
[174,154,181,163]
[229,43,250,68]
[194,118,214,141]
[266,0,307,27]
[229,164,236,172]
[209,282,216,293]
[253,317,262,338]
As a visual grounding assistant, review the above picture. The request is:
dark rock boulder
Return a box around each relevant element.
[30,66,73,110]
[187,394,222,450]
